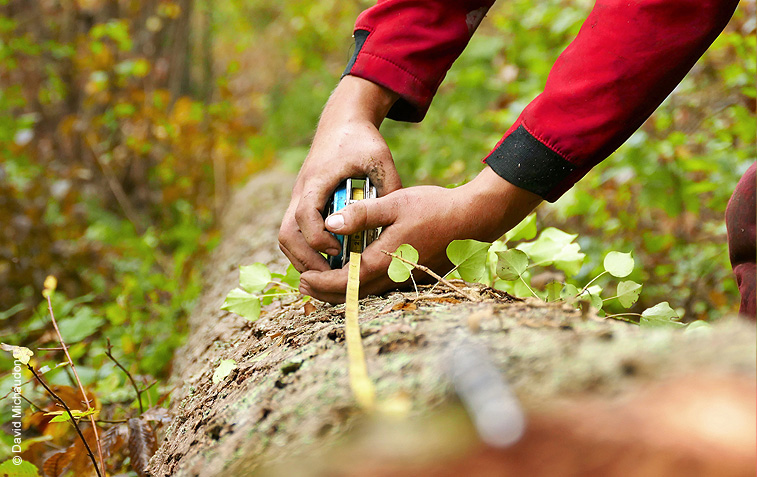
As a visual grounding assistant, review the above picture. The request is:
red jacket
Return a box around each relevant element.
[343,0,738,201]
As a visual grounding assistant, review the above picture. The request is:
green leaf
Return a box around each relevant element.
[47,409,98,423]
[388,244,419,283]
[0,459,40,476]
[281,264,300,289]
[240,263,272,293]
[57,307,105,343]
[221,288,261,321]
[545,281,562,302]
[0,303,25,321]
[504,213,537,242]
[495,249,529,281]
[587,291,603,311]
[446,239,490,283]
[685,321,711,334]
[516,227,584,274]
[560,283,579,300]
[604,251,634,278]
[212,359,237,384]
[640,302,683,328]
[551,243,585,276]
[616,280,642,308]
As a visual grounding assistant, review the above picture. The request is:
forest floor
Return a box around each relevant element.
[149,171,756,477]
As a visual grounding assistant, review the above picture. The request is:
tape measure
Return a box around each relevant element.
[324,178,380,269]
[345,252,375,409]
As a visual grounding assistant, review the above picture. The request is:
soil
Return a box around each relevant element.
[149,170,756,477]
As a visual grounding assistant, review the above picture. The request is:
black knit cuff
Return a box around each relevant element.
[484,125,576,200]
[342,30,370,78]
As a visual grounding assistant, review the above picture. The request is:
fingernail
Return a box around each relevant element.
[326,214,345,231]
[326,248,340,256]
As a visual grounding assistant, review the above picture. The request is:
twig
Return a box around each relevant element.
[381,250,481,302]
[16,392,45,413]
[45,292,106,474]
[105,338,144,414]
[27,365,102,477]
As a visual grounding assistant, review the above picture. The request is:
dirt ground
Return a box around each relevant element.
[149,171,756,477]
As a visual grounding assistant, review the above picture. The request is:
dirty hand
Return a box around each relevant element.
[278,76,402,273]
[299,167,543,303]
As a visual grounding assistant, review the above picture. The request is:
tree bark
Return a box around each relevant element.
[149,170,756,477]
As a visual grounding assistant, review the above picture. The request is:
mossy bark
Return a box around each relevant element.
[149,171,756,477]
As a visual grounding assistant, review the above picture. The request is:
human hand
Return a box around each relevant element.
[278,76,402,273]
[299,167,543,303]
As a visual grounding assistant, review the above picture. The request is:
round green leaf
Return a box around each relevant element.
[685,320,711,334]
[616,280,642,308]
[504,213,537,242]
[388,244,419,283]
[640,301,682,328]
[560,283,579,300]
[446,239,490,283]
[603,251,634,278]
[221,288,261,321]
[495,249,529,281]
[240,263,272,293]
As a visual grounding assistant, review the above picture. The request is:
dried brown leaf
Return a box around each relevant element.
[128,417,157,477]
[68,426,97,477]
[43,450,74,477]
[100,423,129,459]
[141,406,171,424]
[303,301,317,316]
[391,301,417,311]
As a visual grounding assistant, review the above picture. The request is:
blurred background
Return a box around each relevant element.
[0,0,754,412]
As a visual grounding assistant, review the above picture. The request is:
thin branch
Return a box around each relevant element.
[27,365,102,477]
[45,292,106,474]
[381,250,481,302]
[105,338,143,414]
[578,270,608,297]
[16,392,45,413]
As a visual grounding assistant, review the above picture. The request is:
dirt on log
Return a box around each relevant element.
[149,170,756,477]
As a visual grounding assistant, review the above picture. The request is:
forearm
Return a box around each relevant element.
[320,76,399,129]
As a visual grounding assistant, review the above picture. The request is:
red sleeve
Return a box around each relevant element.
[344,0,495,122]
[344,0,738,201]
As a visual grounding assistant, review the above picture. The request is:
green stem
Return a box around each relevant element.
[519,275,541,300]
[603,312,642,325]
[578,270,608,296]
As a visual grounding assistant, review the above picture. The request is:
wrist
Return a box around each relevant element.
[463,166,543,238]
[325,75,399,127]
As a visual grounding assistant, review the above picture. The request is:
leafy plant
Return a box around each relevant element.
[221,263,303,321]
[387,214,689,328]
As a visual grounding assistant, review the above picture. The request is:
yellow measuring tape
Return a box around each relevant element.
[345,252,375,409]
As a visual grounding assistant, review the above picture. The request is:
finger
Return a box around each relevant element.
[324,195,400,235]
[279,217,331,273]
[299,245,395,300]
[294,189,343,254]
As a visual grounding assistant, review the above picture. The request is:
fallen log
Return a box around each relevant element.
[149,170,756,477]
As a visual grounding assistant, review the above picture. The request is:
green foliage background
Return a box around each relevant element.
[0,0,754,464]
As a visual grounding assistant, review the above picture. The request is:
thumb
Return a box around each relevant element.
[325,194,400,235]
